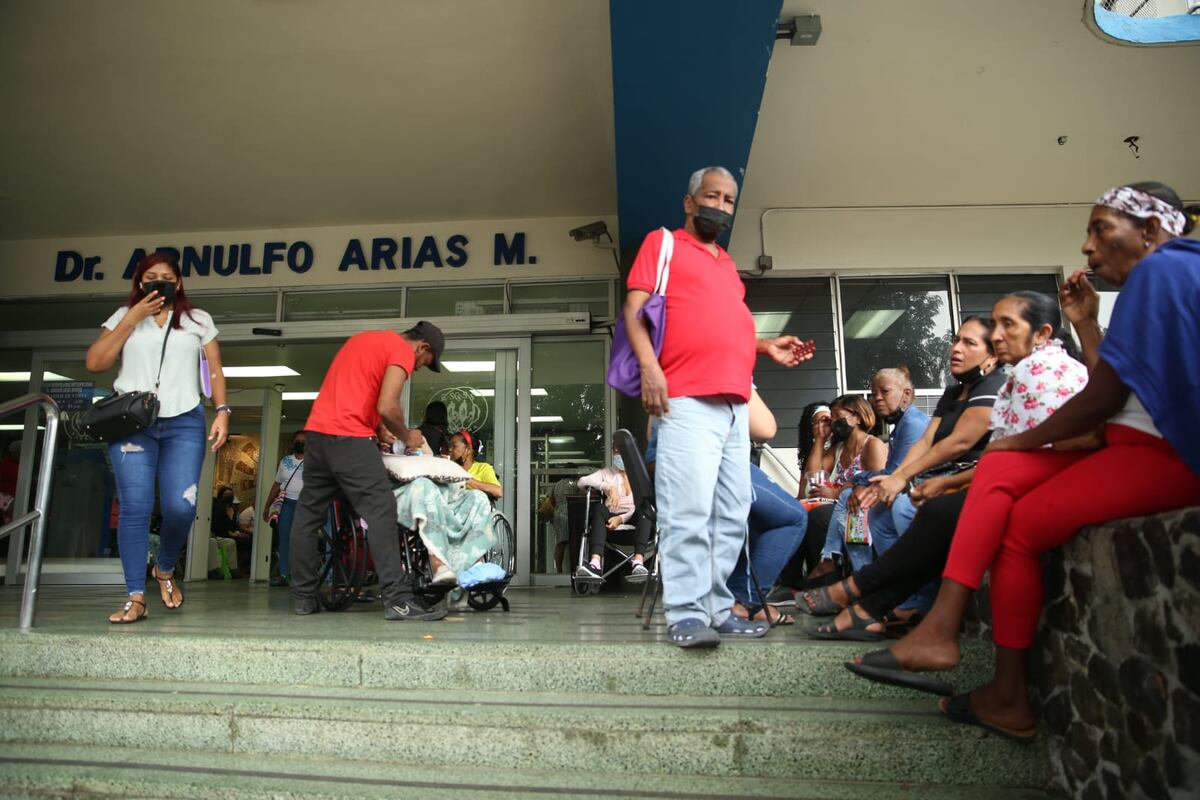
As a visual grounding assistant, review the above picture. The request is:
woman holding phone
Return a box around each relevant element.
[86,251,229,623]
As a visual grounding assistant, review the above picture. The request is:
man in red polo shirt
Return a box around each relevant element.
[290,321,447,621]
[624,166,812,647]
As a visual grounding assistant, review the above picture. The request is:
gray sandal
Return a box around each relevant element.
[798,579,854,616]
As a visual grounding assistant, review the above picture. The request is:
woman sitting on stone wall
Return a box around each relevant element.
[848,181,1200,742]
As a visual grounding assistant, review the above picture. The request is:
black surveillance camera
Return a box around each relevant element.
[568,221,609,242]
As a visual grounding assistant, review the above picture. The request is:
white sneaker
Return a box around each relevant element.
[626,562,650,584]
[430,565,457,586]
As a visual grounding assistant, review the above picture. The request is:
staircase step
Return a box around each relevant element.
[0,677,1043,787]
[0,629,993,700]
[0,742,1051,800]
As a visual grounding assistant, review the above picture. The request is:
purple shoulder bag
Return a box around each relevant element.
[607,228,673,397]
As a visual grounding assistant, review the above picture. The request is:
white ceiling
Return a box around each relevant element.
[0,0,618,239]
[737,0,1199,213]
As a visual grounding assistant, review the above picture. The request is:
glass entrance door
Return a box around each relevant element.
[406,340,527,583]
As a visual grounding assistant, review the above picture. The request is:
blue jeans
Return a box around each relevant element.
[276,498,297,579]
[654,396,750,627]
[819,487,854,561]
[108,405,207,595]
[728,464,808,606]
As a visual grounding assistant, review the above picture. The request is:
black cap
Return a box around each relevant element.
[406,321,445,372]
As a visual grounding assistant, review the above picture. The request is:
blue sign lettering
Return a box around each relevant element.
[262,241,286,275]
[182,246,211,276]
[288,241,314,273]
[371,238,398,270]
[414,236,443,269]
[494,233,526,266]
[446,234,468,268]
[339,239,368,271]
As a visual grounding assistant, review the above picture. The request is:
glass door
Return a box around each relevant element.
[406,339,527,583]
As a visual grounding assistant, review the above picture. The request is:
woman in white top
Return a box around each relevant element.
[85,251,229,623]
[262,430,306,585]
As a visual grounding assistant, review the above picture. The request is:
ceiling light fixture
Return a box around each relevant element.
[282,392,319,401]
[843,310,905,339]
[530,416,564,423]
[0,371,73,383]
[441,361,495,373]
[223,366,300,378]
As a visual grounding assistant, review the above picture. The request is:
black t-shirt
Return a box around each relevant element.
[930,370,1005,462]
[419,423,449,456]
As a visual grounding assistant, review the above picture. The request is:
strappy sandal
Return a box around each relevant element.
[747,604,794,626]
[108,598,147,625]
[798,578,856,616]
[152,567,184,609]
[809,604,885,641]
[884,609,924,637]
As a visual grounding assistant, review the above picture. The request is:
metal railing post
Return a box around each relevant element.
[0,393,61,632]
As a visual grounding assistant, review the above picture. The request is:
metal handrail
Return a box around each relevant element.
[758,443,802,485]
[0,393,61,631]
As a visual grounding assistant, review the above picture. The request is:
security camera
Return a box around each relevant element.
[568,221,609,242]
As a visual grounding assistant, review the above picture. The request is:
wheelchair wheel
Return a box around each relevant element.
[318,498,368,611]
[486,512,515,577]
[467,583,507,612]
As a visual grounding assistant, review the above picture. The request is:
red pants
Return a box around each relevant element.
[943,425,1200,649]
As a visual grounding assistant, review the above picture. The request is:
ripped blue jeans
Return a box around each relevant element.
[108,404,207,595]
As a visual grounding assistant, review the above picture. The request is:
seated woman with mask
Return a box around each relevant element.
[574,446,652,584]
[809,292,1087,640]
[800,317,1004,618]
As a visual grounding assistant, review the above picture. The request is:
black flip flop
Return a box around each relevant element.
[808,605,886,642]
[940,693,1038,744]
[844,648,955,696]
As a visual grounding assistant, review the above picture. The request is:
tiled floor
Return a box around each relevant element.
[0,581,819,647]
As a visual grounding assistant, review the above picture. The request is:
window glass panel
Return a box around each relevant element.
[529,339,607,575]
[743,278,838,448]
[955,274,1060,324]
[283,288,406,321]
[509,281,610,318]
[189,292,277,325]
[840,277,953,391]
[407,286,504,318]
[0,297,125,331]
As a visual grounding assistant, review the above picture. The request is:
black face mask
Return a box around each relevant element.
[955,364,988,385]
[292,442,305,455]
[830,418,854,442]
[692,205,733,242]
[882,407,906,425]
[142,280,177,303]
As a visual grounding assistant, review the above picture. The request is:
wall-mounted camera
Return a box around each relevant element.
[568,221,609,242]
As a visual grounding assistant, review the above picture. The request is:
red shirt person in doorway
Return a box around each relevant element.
[288,321,449,622]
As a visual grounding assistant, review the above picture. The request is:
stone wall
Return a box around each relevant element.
[1032,506,1200,799]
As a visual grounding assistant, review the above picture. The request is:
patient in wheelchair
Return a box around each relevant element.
[385,450,498,588]
[574,447,651,584]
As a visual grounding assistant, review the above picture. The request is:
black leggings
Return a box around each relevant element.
[855,491,968,619]
[587,503,651,560]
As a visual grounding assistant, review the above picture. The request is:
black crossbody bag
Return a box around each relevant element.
[82,313,173,442]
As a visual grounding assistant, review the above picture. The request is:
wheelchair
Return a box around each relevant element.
[317,494,514,613]
[570,489,656,597]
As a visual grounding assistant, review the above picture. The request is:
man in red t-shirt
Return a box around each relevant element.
[624,167,812,648]
[290,321,447,621]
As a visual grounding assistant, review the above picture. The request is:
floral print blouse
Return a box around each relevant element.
[990,339,1089,443]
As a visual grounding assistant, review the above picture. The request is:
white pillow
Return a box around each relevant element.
[382,454,471,484]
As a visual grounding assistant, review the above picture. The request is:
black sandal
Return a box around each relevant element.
[798,578,856,616]
[152,567,183,609]
[109,598,147,625]
[808,604,885,641]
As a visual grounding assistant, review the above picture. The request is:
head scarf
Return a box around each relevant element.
[1095,186,1186,237]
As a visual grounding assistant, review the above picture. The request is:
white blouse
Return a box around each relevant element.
[102,306,218,418]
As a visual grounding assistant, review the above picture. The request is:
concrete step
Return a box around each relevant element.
[0,630,994,700]
[0,677,1044,787]
[0,742,1052,800]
